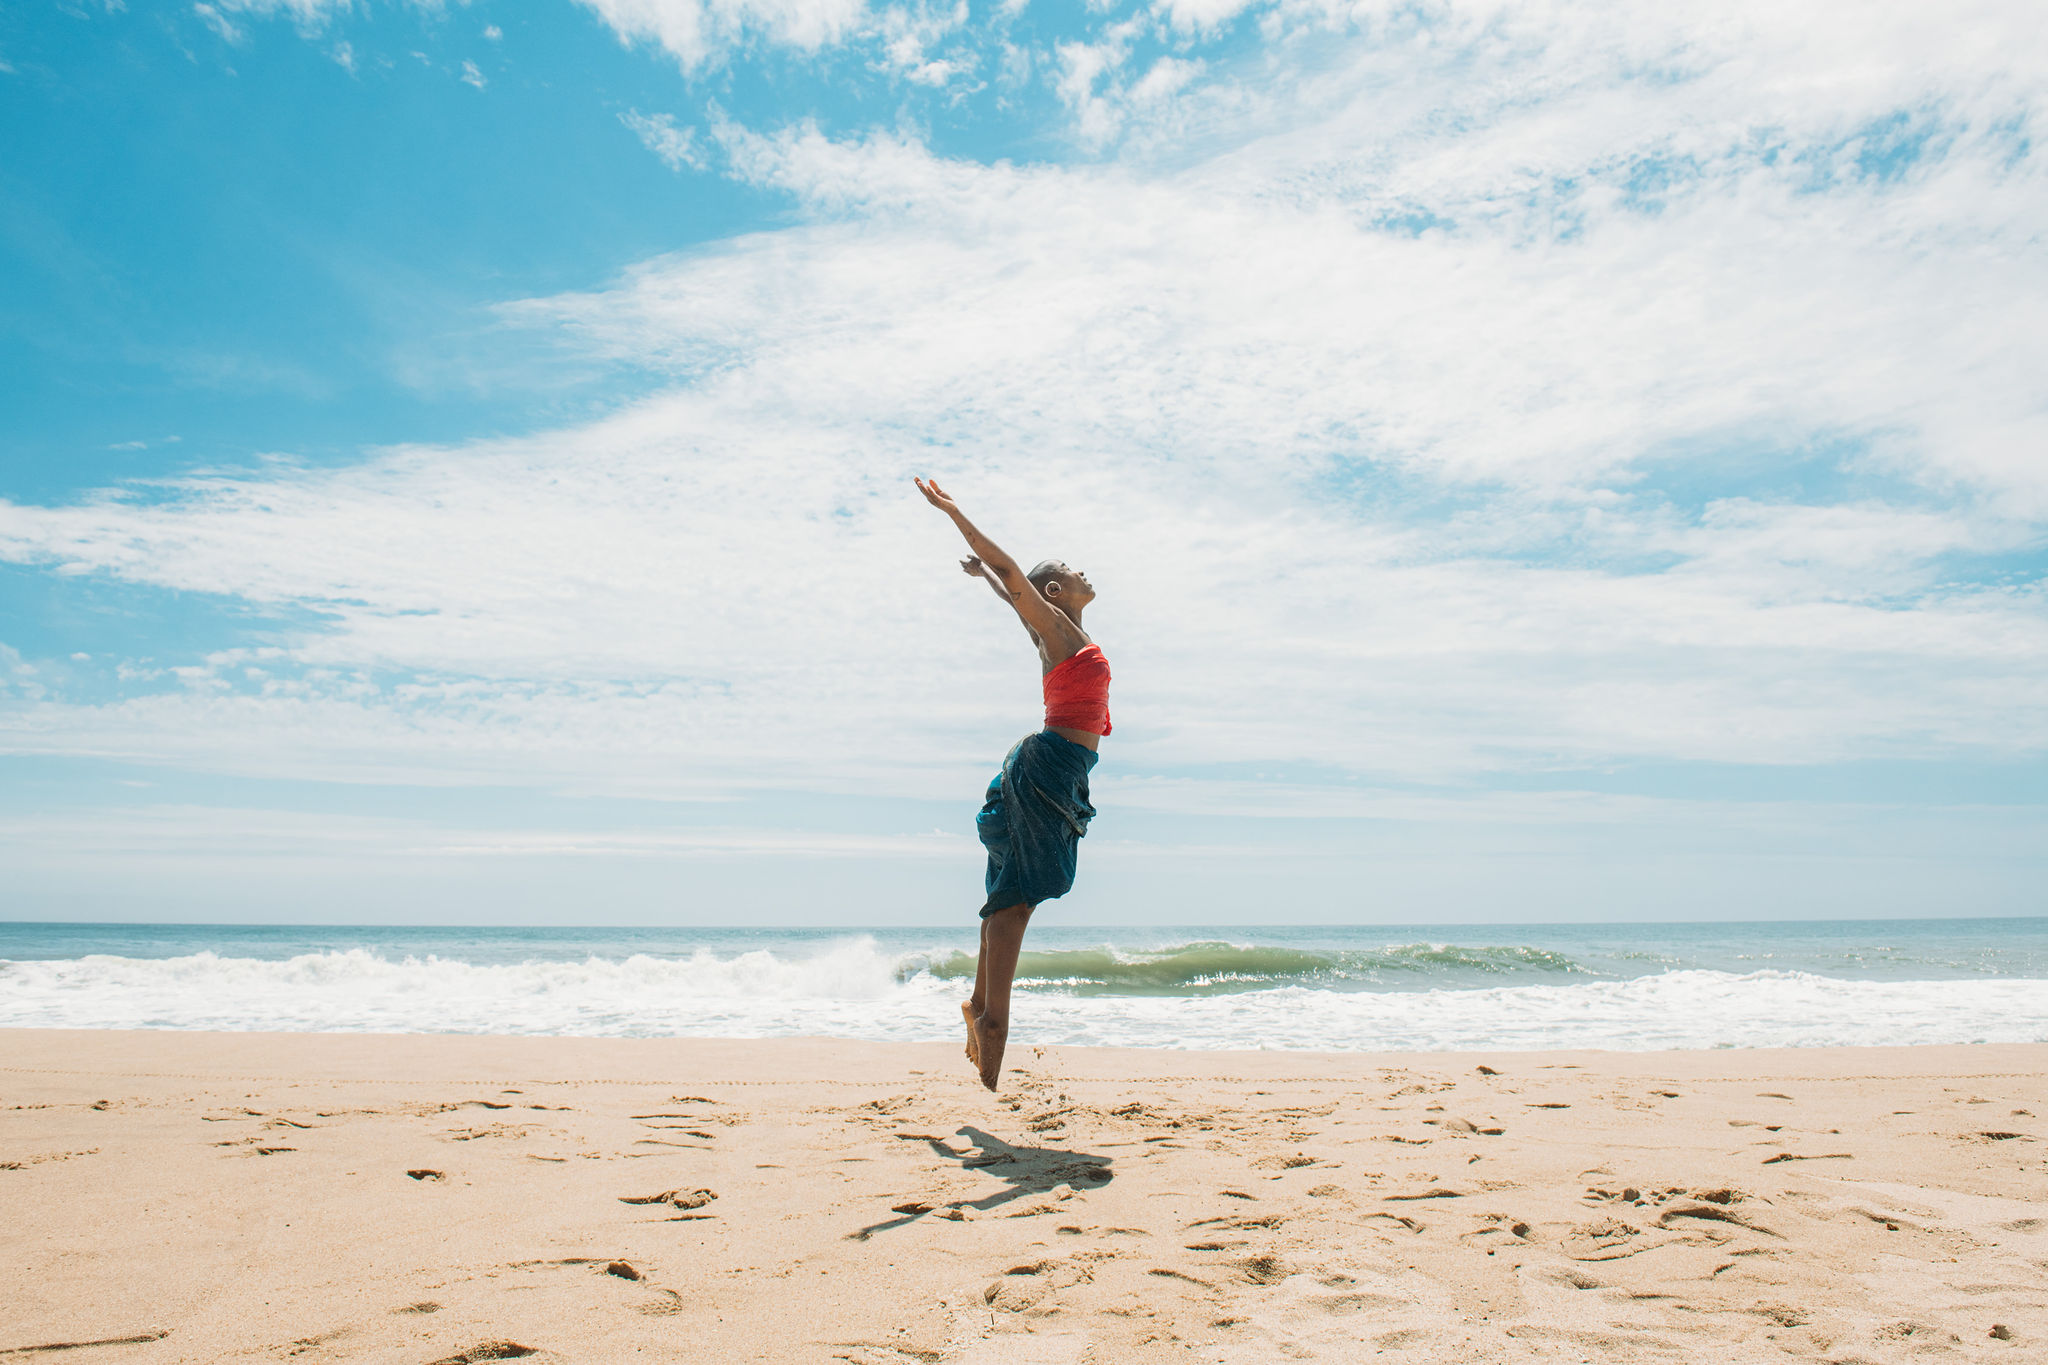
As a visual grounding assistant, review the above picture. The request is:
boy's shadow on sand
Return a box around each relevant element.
[849,1126,1115,1240]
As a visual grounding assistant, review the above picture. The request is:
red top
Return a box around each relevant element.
[1043,644,1112,736]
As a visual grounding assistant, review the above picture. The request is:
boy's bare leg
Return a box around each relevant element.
[974,903,1034,1091]
[969,916,991,1016]
[963,917,990,1068]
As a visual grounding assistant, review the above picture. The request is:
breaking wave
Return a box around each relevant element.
[3,938,2044,1051]
[911,941,1586,994]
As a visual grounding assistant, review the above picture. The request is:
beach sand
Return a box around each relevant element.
[1,1031,2043,1363]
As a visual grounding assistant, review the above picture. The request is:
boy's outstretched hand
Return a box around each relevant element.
[914,477,959,514]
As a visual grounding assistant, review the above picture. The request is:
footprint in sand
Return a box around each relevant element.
[1235,1254,1290,1285]
[0,1332,170,1353]
[1187,1213,1285,1231]
[0,1148,100,1170]
[406,1169,445,1182]
[1658,1203,1779,1237]
[283,1329,351,1355]
[1843,1207,1913,1232]
[982,1257,1096,1312]
[619,1188,716,1213]
[594,1261,681,1315]
[1424,1116,1504,1136]
[428,1343,537,1363]
[1561,1218,1660,1260]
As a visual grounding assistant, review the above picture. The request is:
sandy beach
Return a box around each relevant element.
[2,1031,2043,1362]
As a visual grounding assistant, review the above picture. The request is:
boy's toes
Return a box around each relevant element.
[960,1001,982,1067]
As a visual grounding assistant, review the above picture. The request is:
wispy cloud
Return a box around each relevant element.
[206,0,354,34]
[621,109,706,171]
[192,3,247,46]
[1153,0,1253,36]
[871,0,973,87]
[574,0,869,72]
[0,805,971,860]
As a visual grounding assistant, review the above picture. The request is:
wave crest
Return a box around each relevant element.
[2,947,2045,1050]
[910,940,1587,994]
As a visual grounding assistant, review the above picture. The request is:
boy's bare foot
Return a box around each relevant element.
[974,1016,1009,1092]
[960,1001,982,1069]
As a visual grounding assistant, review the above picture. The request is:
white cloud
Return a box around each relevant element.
[1051,27,1211,144]
[459,57,486,88]
[1154,0,1254,35]
[873,0,972,86]
[483,24,503,40]
[621,109,707,171]
[1128,54,1200,105]
[575,0,983,82]
[209,0,354,31]
[1053,28,1136,143]
[574,0,868,71]
[0,805,968,861]
[192,3,247,45]
[4,0,2046,810]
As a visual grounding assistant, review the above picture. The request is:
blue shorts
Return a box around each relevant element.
[976,729,1099,918]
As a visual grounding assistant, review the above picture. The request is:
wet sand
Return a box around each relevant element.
[2,1030,2043,1362]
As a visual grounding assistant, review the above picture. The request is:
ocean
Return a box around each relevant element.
[2,919,2043,1053]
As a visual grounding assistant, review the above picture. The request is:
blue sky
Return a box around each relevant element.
[2,0,2045,925]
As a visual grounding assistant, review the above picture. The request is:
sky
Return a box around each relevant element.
[1,0,2044,926]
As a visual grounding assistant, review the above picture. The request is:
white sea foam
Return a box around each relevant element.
[3,944,2043,1051]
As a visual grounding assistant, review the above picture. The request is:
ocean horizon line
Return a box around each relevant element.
[7,912,2047,931]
